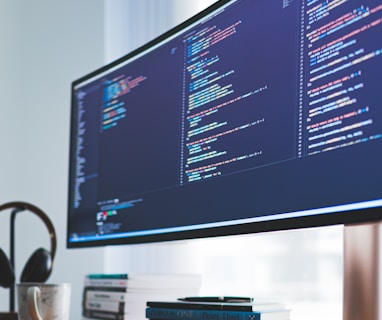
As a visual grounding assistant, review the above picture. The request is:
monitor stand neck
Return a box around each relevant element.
[343,222,381,320]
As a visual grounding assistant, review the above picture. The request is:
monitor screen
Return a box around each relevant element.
[67,0,382,248]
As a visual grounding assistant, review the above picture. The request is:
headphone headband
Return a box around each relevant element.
[0,201,57,260]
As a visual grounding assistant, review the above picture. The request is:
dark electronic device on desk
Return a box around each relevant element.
[66,0,382,318]
[178,297,253,303]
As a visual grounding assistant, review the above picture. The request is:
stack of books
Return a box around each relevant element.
[145,297,291,320]
[82,274,128,320]
[82,273,202,320]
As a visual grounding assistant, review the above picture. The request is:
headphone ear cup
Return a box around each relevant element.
[0,248,15,288]
[20,248,52,283]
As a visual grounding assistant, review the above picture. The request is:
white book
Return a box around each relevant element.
[85,299,127,313]
[85,289,126,302]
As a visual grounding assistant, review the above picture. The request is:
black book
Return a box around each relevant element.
[146,300,285,312]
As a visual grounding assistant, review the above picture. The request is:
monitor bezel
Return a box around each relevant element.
[67,0,382,249]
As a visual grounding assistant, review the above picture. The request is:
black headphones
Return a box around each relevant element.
[0,201,56,288]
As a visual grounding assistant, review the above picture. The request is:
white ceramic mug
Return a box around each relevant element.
[17,283,71,320]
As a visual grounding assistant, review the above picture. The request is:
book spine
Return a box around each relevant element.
[85,300,127,313]
[84,279,128,287]
[86,274,128,280]
[85,289,127,301]
[145,308,261,320]
[83,309,127,320]
[83,317,126,320]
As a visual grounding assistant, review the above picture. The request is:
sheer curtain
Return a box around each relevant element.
[103,2,343,319]
[104,0,218,63]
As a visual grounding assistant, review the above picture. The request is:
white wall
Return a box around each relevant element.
[0,1,106,318]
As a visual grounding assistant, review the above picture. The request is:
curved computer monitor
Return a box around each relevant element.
[67,0,382,248]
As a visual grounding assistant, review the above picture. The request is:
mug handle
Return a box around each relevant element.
[27,287,44,320]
